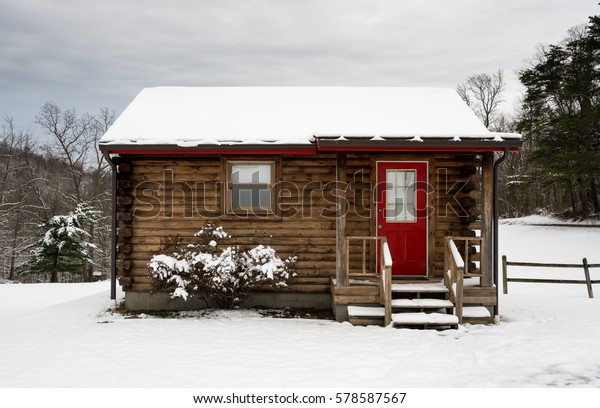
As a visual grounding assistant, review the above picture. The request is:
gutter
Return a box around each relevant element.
[103,151,117,301]
[493,148,509,320]
[314,137,522,152]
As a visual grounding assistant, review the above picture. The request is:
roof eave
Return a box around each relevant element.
[99,137,522,155]
[99,143,317,155]
[314,137,522,152]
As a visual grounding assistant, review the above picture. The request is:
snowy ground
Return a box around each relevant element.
[1,222,600,391]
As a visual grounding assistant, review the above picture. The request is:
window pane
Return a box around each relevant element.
[229,162,274,213]
[405,171,415,189]
[258,188,271,207]
[232,187,271,210]
[232,188,253,207]
[231,164,271,184]
[386,169,416,222]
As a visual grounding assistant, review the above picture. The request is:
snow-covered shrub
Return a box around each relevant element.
[148,224,296,308]
[149,223,228,301]
[204,245,297,309]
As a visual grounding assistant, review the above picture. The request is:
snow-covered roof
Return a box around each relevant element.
[100,87,521,149]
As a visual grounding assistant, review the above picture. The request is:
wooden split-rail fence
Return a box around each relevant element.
[502,256,600,298]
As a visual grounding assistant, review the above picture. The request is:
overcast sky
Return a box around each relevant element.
[1,0,598,129]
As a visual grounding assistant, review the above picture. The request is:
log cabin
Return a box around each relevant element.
[99,87,521,328]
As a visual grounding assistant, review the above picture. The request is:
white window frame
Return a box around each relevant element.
[226,160,276,215]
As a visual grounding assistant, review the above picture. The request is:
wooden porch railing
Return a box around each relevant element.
[381,238,393,326]
[346,236,393,326]
[444,236,485,324]
[345,236,378,277]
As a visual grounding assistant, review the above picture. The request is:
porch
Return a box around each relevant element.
[330,236,497,328]
[329,151,500,328]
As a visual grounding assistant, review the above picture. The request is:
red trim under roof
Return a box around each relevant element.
[103,146,520,155]
[315,145,520,153]
[101,137,521,155]
[104,148,318,155]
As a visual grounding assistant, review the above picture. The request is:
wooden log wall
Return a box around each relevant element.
[115,154,371,294]
[430,154,482,277]
[114,152,482,294]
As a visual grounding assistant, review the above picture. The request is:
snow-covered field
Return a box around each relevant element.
[1,222,599,393]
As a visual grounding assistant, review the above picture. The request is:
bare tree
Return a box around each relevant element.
[87,108,115,202]
[0,104,115,282]
[83,108,115,281]
[0,116,40,279]
[35,102,114,281]
[36,101,96,204]
[457,69,506,131]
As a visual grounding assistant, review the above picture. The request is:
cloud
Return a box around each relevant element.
[0,0,597,125]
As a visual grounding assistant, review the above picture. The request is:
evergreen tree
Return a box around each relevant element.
[517,16,600,216]
[20,203,100,282]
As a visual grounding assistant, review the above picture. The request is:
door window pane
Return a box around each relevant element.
[386,170,416,222]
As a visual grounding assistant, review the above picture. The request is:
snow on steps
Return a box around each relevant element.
[392,312,459,327]
[391,282,448,293]
[348,307,458,326]
[348,307,458,328]
[346,281,490,328]
[348,306,458,327]
[391,298,453,308]
[347,298,453,317]
[348,305,490,327]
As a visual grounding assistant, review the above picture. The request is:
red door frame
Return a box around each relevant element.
[376,161,429,277]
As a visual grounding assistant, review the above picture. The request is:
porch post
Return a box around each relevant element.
[481,153,494,287]
[336,152,348,287]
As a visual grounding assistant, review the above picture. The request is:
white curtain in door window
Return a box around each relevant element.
[386,170,416,222]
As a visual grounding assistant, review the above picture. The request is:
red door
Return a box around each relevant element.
[377,162,428,276]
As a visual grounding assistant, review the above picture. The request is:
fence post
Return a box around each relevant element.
[583,258,594,299]
[502,255,508,294]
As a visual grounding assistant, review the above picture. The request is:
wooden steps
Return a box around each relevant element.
[347,306,459,329]
[391,282,455,326]
[391,298,454,309]
[338,278,496,328]
[347,280,458,329]
[347,305,386,327]
[391,282,449,294]
[392,312,459,329]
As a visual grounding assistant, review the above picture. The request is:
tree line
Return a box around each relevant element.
[0,103,113,282]
[1,14,598,283]
[458,15,600,219]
